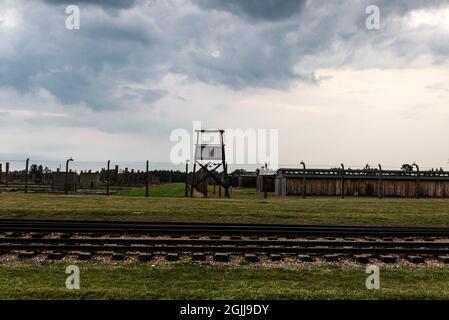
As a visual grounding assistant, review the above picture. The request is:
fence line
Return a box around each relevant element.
[0,159,446,172]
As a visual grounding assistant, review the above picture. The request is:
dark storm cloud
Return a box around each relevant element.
[193,0,307,21]
[0,0,167,111]
[1,0,449,119]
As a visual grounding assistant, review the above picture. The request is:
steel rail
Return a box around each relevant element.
[0,218,446,229]
[2,226,448,237]
[1,219,449,237]
[1,237,449,248]
[1,243,448,255]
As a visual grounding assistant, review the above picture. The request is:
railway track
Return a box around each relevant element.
[1,219,449,263]
[1,218,449,236]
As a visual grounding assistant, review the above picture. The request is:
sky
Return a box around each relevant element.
[1,0,449,170]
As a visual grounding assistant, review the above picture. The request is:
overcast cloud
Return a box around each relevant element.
[1,0,449,169]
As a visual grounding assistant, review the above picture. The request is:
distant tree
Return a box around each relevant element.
[150,170,185,183]
[401,163,414,171]
[28,163,39,177]
[29,163,45,180]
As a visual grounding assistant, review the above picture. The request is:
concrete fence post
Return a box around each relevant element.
[145,160,149,198]
[106,160,110,196]
[25,158,29,194]
[5,162,9,188]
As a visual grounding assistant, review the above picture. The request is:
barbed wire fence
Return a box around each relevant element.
[0,159,445,172]
[0,158,446,197]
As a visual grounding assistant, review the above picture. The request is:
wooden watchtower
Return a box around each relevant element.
[190,129,230,197]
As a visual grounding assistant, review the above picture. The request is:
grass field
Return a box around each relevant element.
[0,183,448,226]
[117,183,185,197]
[1,263,449,299]
[3,184,449,300]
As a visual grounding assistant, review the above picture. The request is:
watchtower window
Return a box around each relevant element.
[195,144,223,161]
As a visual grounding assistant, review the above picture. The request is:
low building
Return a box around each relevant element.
[51,172,78,192]
[256,168,276,192]
[237,171,257,188]
[115,169,160,187]
[275,167,449,198]
[79,172,100,189]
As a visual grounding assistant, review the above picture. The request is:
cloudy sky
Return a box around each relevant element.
[1,0,449,169]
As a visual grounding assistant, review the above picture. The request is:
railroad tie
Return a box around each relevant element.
[244,254,259,263]
[77,252,92,260]
[297,254,314,262]
[406,255,425,264]
[324,254,340,262]
[192,253,206,261]
[18,251,36,259]
[270,254,283,262]
[213,253,230,262]
[47,251,64,260]
[111,253,125,261]
[138,253,152,262]
[166,253,179,261]
[353,254,370,264]
[379,255,396,264]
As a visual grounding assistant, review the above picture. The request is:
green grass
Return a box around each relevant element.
[1,263,449,299]
[1,187,449,226]
[117,183,185,197]
[3,186,449,300]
